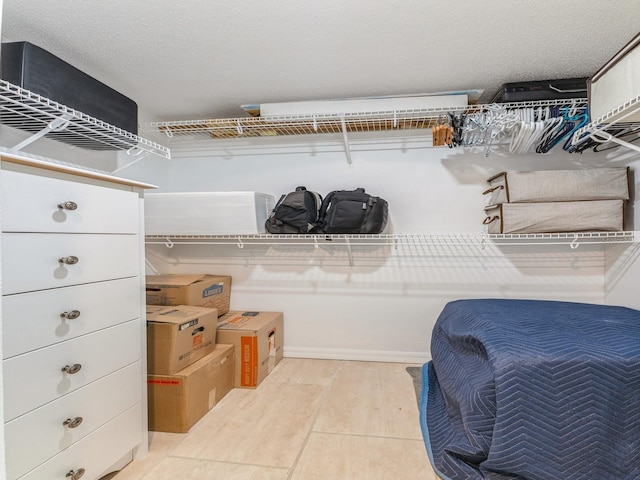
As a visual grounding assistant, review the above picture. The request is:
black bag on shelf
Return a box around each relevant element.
[490,78,588,103]
[265,186,323,234]
[318,188,388,234]
[2,41,139,134]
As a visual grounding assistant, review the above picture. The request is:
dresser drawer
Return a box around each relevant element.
[3,277,141,358]
[0,169,139,234]
[18,403,142,480]
[5,362,141,480]
[1,233,139,295]
[3,320,141,421]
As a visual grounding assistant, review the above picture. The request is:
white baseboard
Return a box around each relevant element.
[283,346,431,364]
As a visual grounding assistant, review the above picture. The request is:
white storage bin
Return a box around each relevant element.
[483,200,625,234]
[589,32,640,123]
[260,94,468,117]
[484,168,630,204]
[145,192,276,235]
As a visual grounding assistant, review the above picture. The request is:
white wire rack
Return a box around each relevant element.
[571,94,640,154]
[0,79,170,159]
[142,98,587,164]
[142,99,588,143]
[145,232,637,268]
[146,231,636,247]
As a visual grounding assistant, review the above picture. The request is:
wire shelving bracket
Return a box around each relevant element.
[0,79,171,160]
[571,94,640,154]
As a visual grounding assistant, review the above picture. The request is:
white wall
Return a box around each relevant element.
[124,132,639,363]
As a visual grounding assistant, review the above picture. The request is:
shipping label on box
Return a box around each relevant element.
[147,344,235,433]
[146,305,218,375]
[146,274,232,316]
[217,311,284,388]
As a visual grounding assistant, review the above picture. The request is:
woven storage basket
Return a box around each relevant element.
[483,200,625,234]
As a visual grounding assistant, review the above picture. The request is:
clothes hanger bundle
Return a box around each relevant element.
[509,106,558,154]
[461,105,520,152]
[440,103,593,155]
[432,115,454,147]
[506,105,589,154]
[536,105,589,153]
[568,123,640,153]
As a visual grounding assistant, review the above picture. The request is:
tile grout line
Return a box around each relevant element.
[307,429,426,443]
[285,361,346,480]
[162,454,291,471]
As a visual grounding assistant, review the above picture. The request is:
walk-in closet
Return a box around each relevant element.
[1,1,640,479]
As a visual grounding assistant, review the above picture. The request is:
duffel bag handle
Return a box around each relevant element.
[483,215,499,225]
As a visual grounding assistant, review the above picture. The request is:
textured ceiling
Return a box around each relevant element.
[2,1,640,122]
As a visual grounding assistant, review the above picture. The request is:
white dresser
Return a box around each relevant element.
[0,155,155,480]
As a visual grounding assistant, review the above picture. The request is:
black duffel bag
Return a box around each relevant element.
[318,188,388,234]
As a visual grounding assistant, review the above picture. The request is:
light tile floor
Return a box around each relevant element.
[113,358,440,480]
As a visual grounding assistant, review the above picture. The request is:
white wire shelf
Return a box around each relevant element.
[142,99,588,143]
[0,79,170,159]
[145,231,636,248]
[571,94,640,154]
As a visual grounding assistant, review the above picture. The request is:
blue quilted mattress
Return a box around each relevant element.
[419,299,640,480]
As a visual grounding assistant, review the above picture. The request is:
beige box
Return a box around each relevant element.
[484,168,630,204]
[589,32,640,123]
[483,200,625,234]
[146,274,232,316]
[216,311,284,388]
[147,344,235,433]
[146,305,218,375]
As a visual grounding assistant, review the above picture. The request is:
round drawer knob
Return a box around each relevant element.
[66,468,85,480]
[63,416,83,429]
[59,256,79,265]
[58,201,78,211]
[60,310,81,320]
[61,364,82,375]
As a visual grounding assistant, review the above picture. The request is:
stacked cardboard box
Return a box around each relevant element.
[217,310,284,388]
[146,304,235,433]
[146,305,219,374]
[146,274,232,316]
[148,344,235,433]
[482,168,630,234]
[145,274,286,430]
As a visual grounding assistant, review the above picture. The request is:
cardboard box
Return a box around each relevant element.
[147,343,235,433]
[146,274,232,316]
[216,310,284,388]
[146,305,218,375]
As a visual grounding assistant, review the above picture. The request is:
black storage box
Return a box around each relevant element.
[491,78,588,103]
[1,41,138,136]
